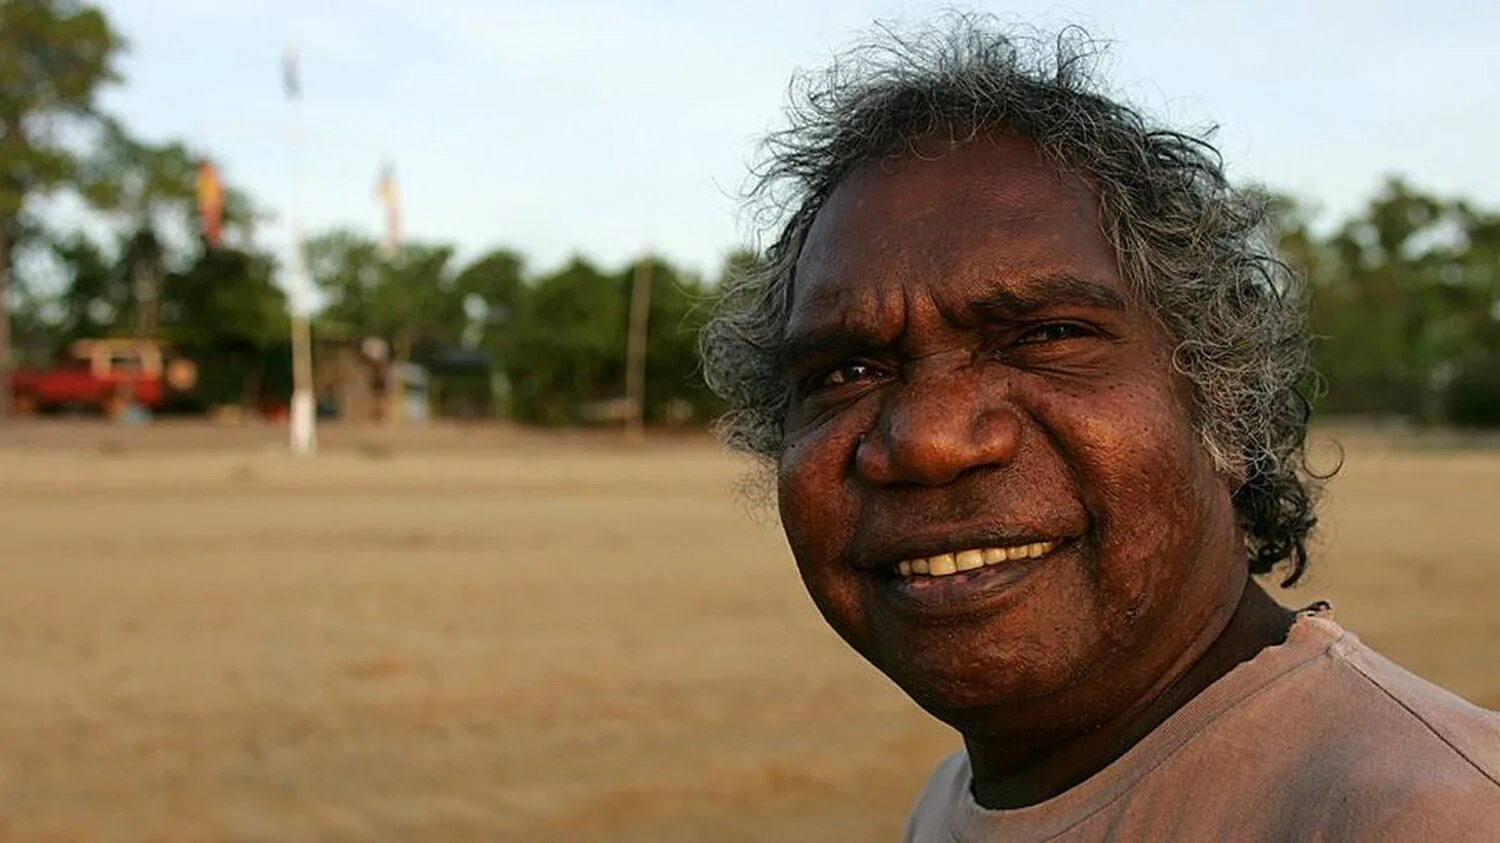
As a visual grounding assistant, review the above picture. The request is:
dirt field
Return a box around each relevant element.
[0,421,1495,841]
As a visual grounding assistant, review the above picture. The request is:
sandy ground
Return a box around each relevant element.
[0,420,1495,841]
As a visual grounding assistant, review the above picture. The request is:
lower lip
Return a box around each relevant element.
[875,546,1065,618]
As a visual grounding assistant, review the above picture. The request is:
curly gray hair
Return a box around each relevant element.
[700,15,1321,585]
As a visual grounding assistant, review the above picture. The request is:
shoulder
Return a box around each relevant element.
[1283,621,1500,834]
[1323,625,1500,784]
[1318,757,1500,840]
[901,750,969,843]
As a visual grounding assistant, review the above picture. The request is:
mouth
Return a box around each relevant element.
[891,540,1059,578]
[869,537,1070,619]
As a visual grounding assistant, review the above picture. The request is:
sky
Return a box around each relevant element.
[95,1,1500,306]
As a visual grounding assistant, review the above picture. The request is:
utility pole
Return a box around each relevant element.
[132,250,159,337]
[624,258,653,443]
[285,46,316,456]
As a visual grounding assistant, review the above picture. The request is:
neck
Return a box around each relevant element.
[966,579,1294,809]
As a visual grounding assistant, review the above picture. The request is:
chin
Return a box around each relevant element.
[850,606,1108,719]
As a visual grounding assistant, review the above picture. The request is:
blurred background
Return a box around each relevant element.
[1,1,1497,840]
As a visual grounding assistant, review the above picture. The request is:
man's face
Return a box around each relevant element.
[776,136,1245,733]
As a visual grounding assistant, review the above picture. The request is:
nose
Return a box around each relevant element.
[855,370,1022,487]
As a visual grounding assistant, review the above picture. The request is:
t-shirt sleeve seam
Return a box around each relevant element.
[1329,645,1500,790]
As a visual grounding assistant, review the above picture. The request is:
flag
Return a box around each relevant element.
[283,46,300,99]
[375,163,401,259]
[196,160,225,247]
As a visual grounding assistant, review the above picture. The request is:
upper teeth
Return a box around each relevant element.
[896,541,1058,577]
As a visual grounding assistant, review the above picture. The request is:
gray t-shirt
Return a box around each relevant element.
[903,609,1500,841]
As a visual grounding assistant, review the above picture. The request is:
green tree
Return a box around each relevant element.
[1284,179,1500,425]
[50,232,119,340]
[36,128,274,410]
[304,230,383,339]
[76,126,257,336]
[1437,199,1500,426]
[306,230,465,353]
[449,248,528,416]
[640,257,721,424]
[0,0,123,416]
[454,248,526,347]
[158,245,289,408]
[498,254,723,426]
[505,256,625,424]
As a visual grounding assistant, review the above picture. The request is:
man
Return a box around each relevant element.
[699,16,1499,841]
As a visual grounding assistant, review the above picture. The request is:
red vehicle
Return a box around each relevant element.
[9,339,198,417]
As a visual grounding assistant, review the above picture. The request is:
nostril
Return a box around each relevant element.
[860,405,1021,488]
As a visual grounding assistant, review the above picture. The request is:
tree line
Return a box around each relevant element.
[4,0,1498,427]
[1,0,725,426]
[1277,181,1500,427]
[302,231,726,424]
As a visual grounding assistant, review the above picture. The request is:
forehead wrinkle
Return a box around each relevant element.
[789,137,1125,354]
[785,266,910,350]
[791,246,989,358]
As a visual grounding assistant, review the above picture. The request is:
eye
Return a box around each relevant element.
[1015,322,1094,345]
[808,362,880,393]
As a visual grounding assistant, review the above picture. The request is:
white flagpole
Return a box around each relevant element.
[285,45,317,456]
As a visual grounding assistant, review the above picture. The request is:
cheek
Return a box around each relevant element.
[1040,374,1225,628]
[777,394,884,547]
[776,420,871,642]
[777,419,856,539]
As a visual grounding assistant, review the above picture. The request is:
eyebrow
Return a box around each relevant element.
[774,273,1129,375]
[775,328,887,376]
[970,274,1129,317]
